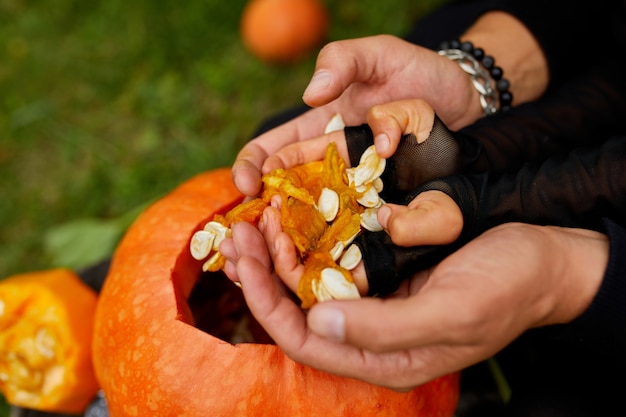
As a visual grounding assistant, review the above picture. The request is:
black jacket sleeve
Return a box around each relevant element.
[412,135,626,242]
[490,0,626,89]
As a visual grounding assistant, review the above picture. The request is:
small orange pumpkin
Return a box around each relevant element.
[0,268,99,413]
[93,168,460,416]
[240,0,329,64]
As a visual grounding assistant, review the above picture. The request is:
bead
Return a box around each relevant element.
[490,66,503,80]
[500,91,513,106]
[472,47,484,60]
[496,78,510,92]
[481,55,494,69]
[439,39,513,115]
[461,41,473,52]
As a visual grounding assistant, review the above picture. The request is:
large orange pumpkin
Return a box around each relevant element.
[93,168,459,416]
[240,0,329,64]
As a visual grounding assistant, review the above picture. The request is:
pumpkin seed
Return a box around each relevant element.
[356,185,381,208]
[339,244,362,270]
[203,221,231,251]
[372,177,383,193]
[329,241,345,261]
[35,328,56,359]
[320,268,361,300]
[318,187,340,222]
[202,251,223,272]
[190,230,216,260]
[360,207,383,232]
[353,145,386,187]
[311,279,334,302]
[324,113,345,133]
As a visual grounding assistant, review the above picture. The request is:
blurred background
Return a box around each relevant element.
[0,0,447,280]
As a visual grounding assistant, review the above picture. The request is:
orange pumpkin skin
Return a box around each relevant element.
[0,268,99,413]
[93,168,460,416]
[240,0,329,64]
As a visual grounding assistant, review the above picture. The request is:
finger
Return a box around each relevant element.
[236,254,307,347]
[307,293,460,352]
[263,130,351,172]
[219,237,240,282]
[366,99,435,158]
[262,207,303,293]
[231,221,272,271]
[222,259,239,283]
[219,236,238,262]
[377,192,463,246]
[302,35,400,108]
[232,108,339,196]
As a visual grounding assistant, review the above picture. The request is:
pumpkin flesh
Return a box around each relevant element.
[93,168,460,416]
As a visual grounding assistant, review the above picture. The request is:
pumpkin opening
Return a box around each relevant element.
[186,270,275,345]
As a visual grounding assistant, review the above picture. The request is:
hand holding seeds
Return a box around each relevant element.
[233,221,609,391]
[191,134,387,308]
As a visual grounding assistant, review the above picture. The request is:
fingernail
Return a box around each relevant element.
[377,205,391,228]
[303,70,332,98]
[308,306,345,342]
[374,133,390,155]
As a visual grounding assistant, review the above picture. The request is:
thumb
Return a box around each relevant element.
[366,99,435,158]
[306,296,449,352]
[302,37,390,107]
[378,191,463,246]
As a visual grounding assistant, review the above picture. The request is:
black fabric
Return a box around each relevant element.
[461,60,626,174]
[492,0,626,91]
[403,0,497,49]
[353,231,454,297]
[344,124,375,167]
[414,136,626,245]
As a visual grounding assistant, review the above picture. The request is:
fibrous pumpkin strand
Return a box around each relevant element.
[190,116,387,308]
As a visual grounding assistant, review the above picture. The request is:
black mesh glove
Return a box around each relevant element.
[345,118,478,296]
[345,116,481,204]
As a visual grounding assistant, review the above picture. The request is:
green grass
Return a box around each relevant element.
[0,0,447,278]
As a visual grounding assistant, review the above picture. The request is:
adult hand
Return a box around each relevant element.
[232,220,607,391]
[232,35,479,197]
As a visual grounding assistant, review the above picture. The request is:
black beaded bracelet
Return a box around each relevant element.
[438,39,513,114]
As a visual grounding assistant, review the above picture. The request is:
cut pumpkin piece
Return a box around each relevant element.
[0,268,99,413]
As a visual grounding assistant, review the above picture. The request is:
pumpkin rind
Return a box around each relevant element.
[93,168,459,416]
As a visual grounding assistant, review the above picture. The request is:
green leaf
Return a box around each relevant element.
[43,201,152,271]
[43,218,124,271]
